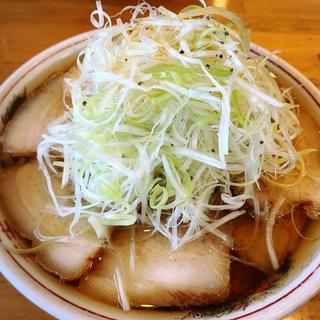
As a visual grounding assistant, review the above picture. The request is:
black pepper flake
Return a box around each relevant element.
[224,31,229,36]
[125,58,128,62]
[260,141,264,144]
[205,63,210,69]
[82,100,87,106]
[138,81,142,85]
[179,49,185,54]
[219,54,223,59]
[230,68,234,72]
[219,41,224,45]
[170,143,174,147]
[211,149,215,152]
[206,15,211,20]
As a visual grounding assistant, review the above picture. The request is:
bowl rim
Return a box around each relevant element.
[0,30,320,320]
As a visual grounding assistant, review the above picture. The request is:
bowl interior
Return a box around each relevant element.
[0,37,319,320]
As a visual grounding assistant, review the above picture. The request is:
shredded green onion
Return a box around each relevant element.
[37,1,300,249]
[6,241,53,254]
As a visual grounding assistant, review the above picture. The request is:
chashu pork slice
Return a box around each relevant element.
[2,66,79,156]
[0,160,102,280]
[233,210,306,274]
[255,114,320,216]
[80,227,231,309]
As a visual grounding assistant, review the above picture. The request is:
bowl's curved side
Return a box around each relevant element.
[0,35,319,320]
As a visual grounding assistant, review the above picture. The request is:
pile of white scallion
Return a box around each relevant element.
[37,1,300,250]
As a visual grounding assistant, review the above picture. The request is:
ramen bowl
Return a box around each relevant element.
[0,30,319,320]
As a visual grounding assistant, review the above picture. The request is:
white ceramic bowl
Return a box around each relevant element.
[0,31,320,320]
